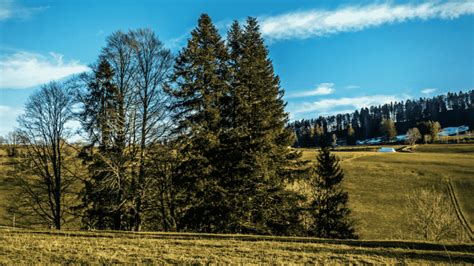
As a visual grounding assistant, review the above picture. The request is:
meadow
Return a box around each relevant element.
[0,228,473,264]
[1,144,473,239]
[299,144,474,240]
[0,144,473,263]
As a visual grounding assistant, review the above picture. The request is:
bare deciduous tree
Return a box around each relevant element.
[406,127,421,146]
[406,186,462,241]
[77,29,172,231]
[128,28,173,231]
[5,131,20,156]
[13,82,79,229]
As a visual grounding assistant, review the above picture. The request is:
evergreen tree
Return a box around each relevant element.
[78,58,125,230]
[223,17,304,235]
[78,49,135,230]
[313,124,324,146]
[167,14,231,232]
[308,141,357,239]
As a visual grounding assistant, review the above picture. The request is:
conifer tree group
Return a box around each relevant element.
[168,15,304,234]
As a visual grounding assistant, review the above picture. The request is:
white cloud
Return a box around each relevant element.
[288,94,404,116]
[0,0,47,21]
[0,52,89,89]
[260,1,474,40]
[421,88,437,94]
[288,82,335,98]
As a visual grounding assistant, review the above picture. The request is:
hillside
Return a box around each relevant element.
[0,229,473,264]
[1,144,473,241]
[299,144,474,240]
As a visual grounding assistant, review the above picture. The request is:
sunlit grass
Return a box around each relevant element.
[299,144,474,240]
[0,229,472,264]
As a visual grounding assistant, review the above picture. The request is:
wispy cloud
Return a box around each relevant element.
[345,85,360,90]
[288,94,405,118]
[0,0,47,21]
[288,82,335,98]
[421,88,437,94]
[260,1,474,41]
[165,33,189,51]
[0,52,89,89]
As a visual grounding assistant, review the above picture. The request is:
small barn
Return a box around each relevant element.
[378,147,396,153]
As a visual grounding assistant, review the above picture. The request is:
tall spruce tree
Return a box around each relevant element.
[308,140,357,239]
[224,18,304,235]
[167,14,231,232]
[78,58,130,230]
[78,31,138,229]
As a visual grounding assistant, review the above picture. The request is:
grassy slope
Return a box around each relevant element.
[415,144,474,228]
[0,148,14,226]
[0,145,472,240]
[0,229,472,264]
[300,144,474,240]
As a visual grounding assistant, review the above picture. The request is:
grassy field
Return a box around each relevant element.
[300,144,474,240]
[0,144,473,239]
[0,229,473,264]
[0,144,473,262]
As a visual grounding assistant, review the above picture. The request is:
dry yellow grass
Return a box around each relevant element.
[300,144,474,240]
[0,229,472,264]
[1,144,473,241]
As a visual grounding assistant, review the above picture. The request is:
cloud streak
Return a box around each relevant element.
[288,95,404,117]
[0,52,89,89]
[259,1,474,40]
[0,0,47,21]
[421,88,437,94]
[288,82,335,98]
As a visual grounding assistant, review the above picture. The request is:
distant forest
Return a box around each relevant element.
[289,90,474,147]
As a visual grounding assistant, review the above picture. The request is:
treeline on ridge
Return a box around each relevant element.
[289,90,474,147]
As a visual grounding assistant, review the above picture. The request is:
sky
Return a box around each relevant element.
[0,0,473,136]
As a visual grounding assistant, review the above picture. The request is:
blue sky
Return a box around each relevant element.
[1,0,473,135]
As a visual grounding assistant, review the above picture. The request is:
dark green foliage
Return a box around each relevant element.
[417,120,442,143]
[166,16,305,235]
[69,14,353,238]
[308,141,357,239]
[77,57,132,230]
[167,14,231,232]
[222,18,305,234]
[139,143,183,231]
